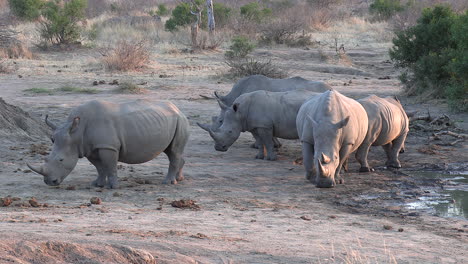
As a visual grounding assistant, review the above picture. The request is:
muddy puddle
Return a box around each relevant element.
[404,171,468,219]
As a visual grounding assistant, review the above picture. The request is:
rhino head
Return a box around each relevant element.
[27,115,82,186]
[197,102,242,152]
[311,116,350,188]
[199,92,229,132]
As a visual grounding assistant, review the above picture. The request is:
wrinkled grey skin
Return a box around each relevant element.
[356,95,409,172]
[27,100,189,188]
[198,90,319,160]
[201,75,331,148]
[296,90,368,188]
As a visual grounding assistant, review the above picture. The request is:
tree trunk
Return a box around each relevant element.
[191,11,200,50]
[206,0,215,46]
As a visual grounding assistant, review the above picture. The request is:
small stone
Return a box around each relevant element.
[90,197,102,205]
[98,80,106,84]
[329,215,337,219]
[29,198,40,207]
[18,75,23,78]
[300,216,311,221]
[92,80,99,86]
[57,70,62,72]
[398,228,404,232]
[128,216,133,219]
[112,192,122,197]
[0,197,12,207]
[383,225,393,230]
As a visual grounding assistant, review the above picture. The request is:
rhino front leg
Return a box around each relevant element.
[87,157,107,188]
[256,128,277,161]
[302,142,315,182]
[97,149,119,189]
[336,145,353,184]
[273,137,282,149]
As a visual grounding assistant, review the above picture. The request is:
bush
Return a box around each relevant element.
[156,4,169,16]
[225,36,255,60]
[370,0,404,20]
[213,2,231,28]
[39,0,87,45]
[8,0,44,20]
[226,58,287,79]
[101,40,150,72]
[390,5,467,111]
[240,2,272,23]
[259,18,303,45]
[164,2,195,32]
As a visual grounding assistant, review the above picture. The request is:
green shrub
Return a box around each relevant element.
[40,0,88,45]
[8,0,44,20]
[165,2,196,32]
[225,36,255,59]
[213,3,231,28]
[390,5,467,111]
[156,4,169,16]
[240,2,272,23]
[370,0,404,20]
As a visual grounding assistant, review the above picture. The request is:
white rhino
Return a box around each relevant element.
[296,90,368,188]
[198,89,320,160]
[199,75,331,148]
[27,100,189,188]
[355,95,409,171]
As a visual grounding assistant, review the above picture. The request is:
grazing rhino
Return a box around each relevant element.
[198,89,320,160]
[355,95,409,171]
[198,75,331,148]
[296,90,368,188]
[27,100,189,188]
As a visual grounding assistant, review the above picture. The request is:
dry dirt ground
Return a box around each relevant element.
[0,42,467,263]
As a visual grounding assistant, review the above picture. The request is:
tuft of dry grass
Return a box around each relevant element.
[115,82,147,94]
[100,40,150,72]
[0,43,35,59]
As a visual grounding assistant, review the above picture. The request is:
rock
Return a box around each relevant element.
[29,198,40,207]
[90,197,102,205]
[383,225,393,230]
[300,215,311,221]
[0,197,12,207]
[110,80,119,85]
[92,81,99,86]
[99,80,106,84]
[398,228,404,232]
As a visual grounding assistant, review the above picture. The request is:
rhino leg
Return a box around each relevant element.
[250,136,281,149]
[336,145,354,184]
[273,137,282,149]
[93,149,119,189]
[302,142,315,182]
[256,128,277,161]
[163,122,188,184]
[355,142,373,172]
[385,133,407,169]
[252,130,265,159]
[87,157,107,188]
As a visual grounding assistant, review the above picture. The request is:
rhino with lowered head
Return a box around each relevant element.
[27,100,189,188]
[296,90,368,188]
[198,89,320,160]
[355,95,409,171]
[199,75,332,148]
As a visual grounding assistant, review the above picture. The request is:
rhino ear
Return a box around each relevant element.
[335,116,349,129]
[69,117,80,133]
[233,103,239,112]
[393,95,400,102]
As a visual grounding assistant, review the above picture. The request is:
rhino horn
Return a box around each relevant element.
[321,153,331,164]
[27,163,46,176]
[217,99,228,110]
[45,115,57,130]
[214,91,224,100]
[197,122,211,132]
[318,159,326,175]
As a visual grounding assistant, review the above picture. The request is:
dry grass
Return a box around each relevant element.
[100,40,150,72]
[0,43,35,59]
[115,82,147,94]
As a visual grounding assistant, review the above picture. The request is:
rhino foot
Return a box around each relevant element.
[250,142,260,149]
[336,177,344,184]
[163,178,178,184]
[255,153,265,160]
[386,161,401,169]
[266,153,277,161]
[176,175,184,182]
[92,179,106,188]
[359,167,375,173]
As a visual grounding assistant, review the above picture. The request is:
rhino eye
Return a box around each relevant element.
[59,159,64,162]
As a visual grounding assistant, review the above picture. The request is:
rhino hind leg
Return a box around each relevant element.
[163,118,189,184]
[355,142,373,173]
[250,136,281,149]
[385,133,407,169]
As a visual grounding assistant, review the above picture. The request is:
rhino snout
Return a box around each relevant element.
[316,178,336,188]
[44,178,61,186]
[215,145,228,152]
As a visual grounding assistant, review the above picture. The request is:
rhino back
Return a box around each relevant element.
[222,75,330,106]
[360,95,409,146]
[75,100,182,164]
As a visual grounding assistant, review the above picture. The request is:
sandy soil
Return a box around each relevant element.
[0,42,467,264]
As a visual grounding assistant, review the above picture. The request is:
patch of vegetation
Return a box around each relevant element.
[39,0,87,45]
[57,85,98,94]
[24,87,53,94]
[225,59,287,79]
[240,2,272,23]
[115,82,146,94]
[101,40,149,72]
[8,0,44,21]
[224,36,255,60]
[390,5,467,111]
[213,3,232,28]
[370,0,404,20]
[156,4,169,16]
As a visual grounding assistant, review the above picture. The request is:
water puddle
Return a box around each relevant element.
[404,171,468,219]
